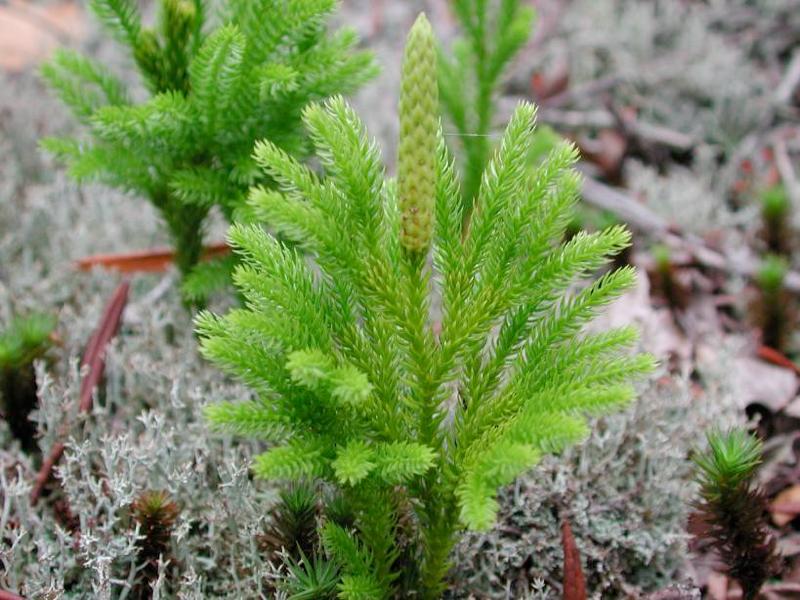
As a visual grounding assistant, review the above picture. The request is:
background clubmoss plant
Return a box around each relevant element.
[0,312,56,453]
[692,428,780,600]
[42,0,377,293]
[259,480,320,562]
[439,0,536,215]
[753,255,794,352]
[760,185,793,257]
[198,13,653,598]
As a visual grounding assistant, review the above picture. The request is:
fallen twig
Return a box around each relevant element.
[776,49,800,106]
[580,176,800,293]
[561,518,587,600]
[75,243,229,273]
[773,138,800,208]
[541,75,622,109]
[30,281,130,505]
[539,107,695,153]
[756,346,800,376]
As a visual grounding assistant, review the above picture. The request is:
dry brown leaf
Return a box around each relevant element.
[772,485,800,527]
[530,58,570,102]
[729,356,798,413]
[579,129,628,181]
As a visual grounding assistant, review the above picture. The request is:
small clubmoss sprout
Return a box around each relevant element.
[760,185,793,257]
[753,254,794,352]
[259,481,320,561]
[693,429,780,600]
[131,490,180,599]
[0,313,57,452]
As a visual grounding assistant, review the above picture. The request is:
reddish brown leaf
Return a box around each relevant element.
[30,281,130,505]
[75,243,230,273]
[757,345,800,376]
[0,589,26,600]
[561,518,587,600]
[578,129,628,182]
[772,485,800,526]
[530,58,570,102]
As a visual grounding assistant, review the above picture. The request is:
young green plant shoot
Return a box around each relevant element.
[754,254,794,353]
[0,313,56,453]
[693,429,780,600]
[42,0,376,293]
[199,14,653,598]
[130,490,180,599]
[760,185,793,257]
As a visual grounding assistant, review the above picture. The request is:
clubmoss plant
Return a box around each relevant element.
[439,0,536,215]
[753,255,794,352]
[692,428,780,600]
[199,14,653,598]
[760,184,793,257]
[131,490,180,599]
[42,0,377,290]
[0,313,56,453]
[259,480,320,561]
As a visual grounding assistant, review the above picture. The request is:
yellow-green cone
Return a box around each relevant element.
[397,13,438,254]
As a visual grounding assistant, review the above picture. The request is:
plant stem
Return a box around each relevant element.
[153,189,209,288]
[418,492,458,599]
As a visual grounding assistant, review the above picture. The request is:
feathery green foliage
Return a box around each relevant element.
[439,0,536,215]
[693,429,780,600]
[200,13,652,598]
[0,313,56,453]
[42,0,377,290]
